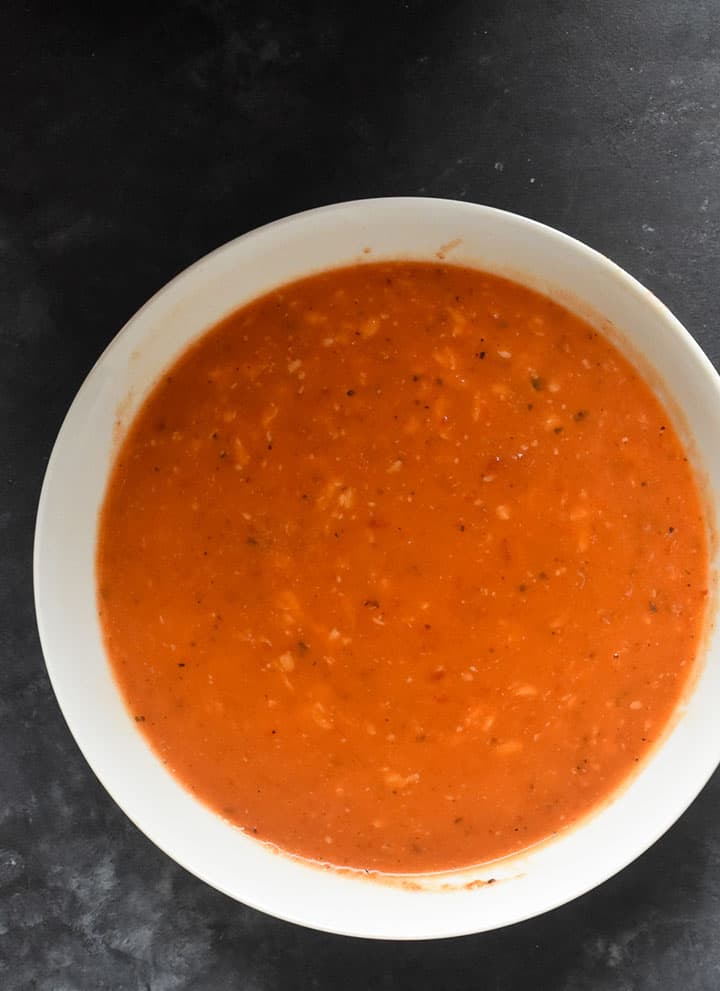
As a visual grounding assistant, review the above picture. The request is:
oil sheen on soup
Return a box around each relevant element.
[97,262,709,874]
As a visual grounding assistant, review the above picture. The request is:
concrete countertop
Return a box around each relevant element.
[3,1,720,987]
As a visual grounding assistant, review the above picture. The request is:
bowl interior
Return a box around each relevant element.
[34,198,720,939]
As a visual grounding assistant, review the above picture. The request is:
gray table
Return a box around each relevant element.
[3,1,720,987]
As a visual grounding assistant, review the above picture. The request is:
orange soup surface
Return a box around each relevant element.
[98,262,709,874]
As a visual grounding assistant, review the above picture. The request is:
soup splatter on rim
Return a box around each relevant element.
[97,262,709,874]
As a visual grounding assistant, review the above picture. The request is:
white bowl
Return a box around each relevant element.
[34,198,720,939]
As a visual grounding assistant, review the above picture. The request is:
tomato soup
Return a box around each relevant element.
[97,262,709,874]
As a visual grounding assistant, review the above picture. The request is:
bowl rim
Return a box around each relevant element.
[33,196,720,939]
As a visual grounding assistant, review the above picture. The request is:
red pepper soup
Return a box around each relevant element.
[97,262,709,874]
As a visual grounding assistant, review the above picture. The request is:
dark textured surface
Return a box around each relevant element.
[3,1,720,987]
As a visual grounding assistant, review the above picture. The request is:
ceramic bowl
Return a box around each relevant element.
[34,198,720,939]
